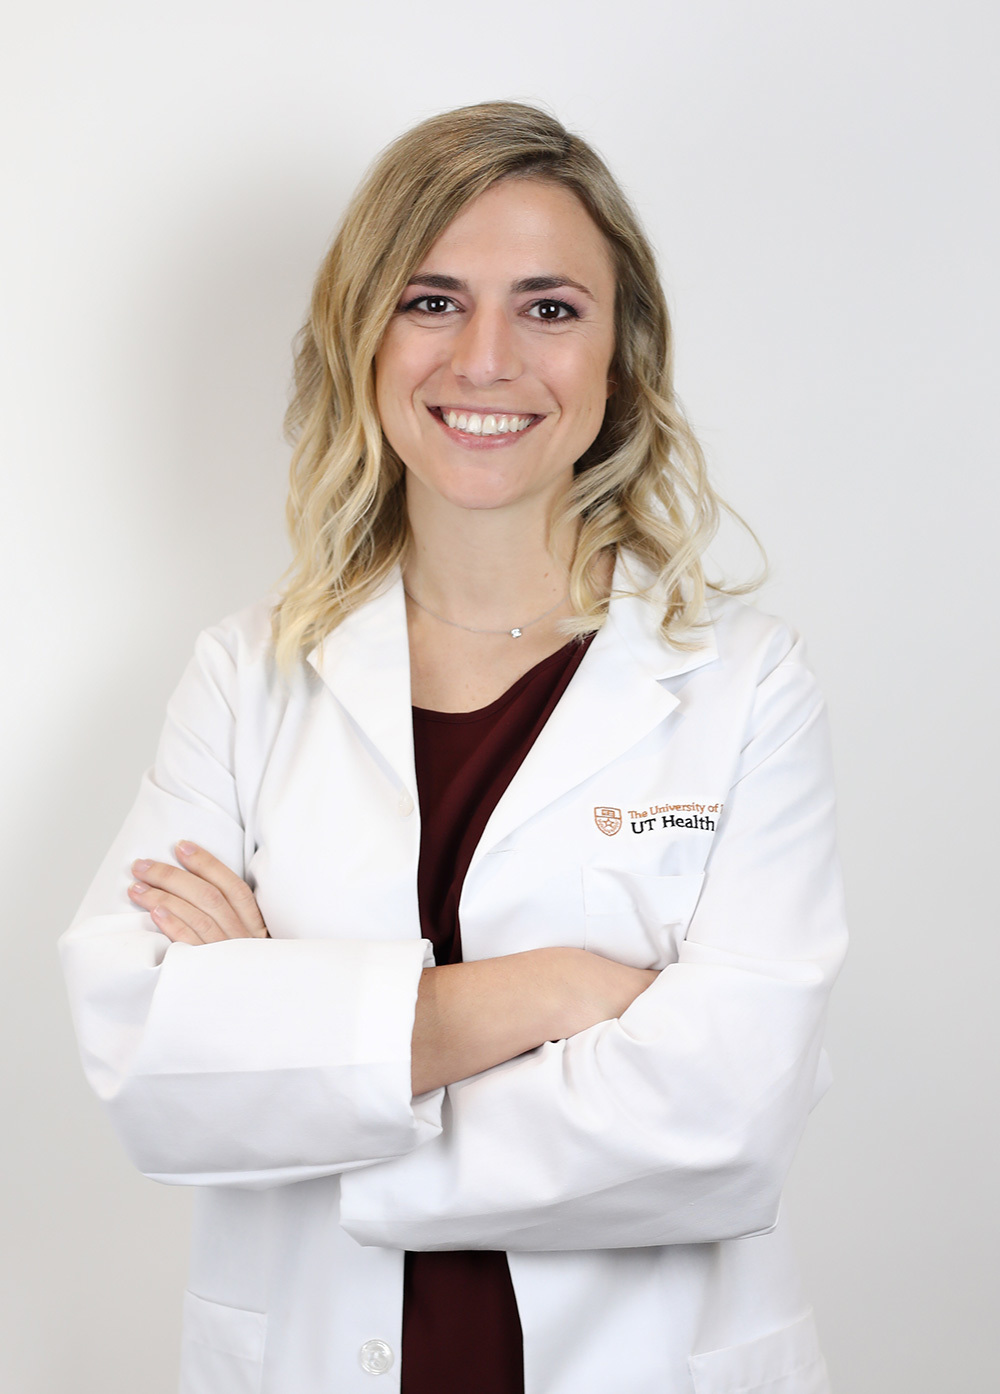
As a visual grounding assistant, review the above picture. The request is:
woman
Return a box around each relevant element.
[61,102,847,1394]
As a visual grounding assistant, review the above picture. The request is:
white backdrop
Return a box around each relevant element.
[2,2,997,1390]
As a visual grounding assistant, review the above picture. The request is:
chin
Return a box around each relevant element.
[413,462,532,513]
[438,483,527,513]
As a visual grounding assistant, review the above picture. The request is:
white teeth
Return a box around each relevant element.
[441,410,535,435]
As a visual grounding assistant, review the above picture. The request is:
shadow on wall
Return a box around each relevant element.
[3,160,359,1392]
[62,157,362,873]
[110,160,358,629]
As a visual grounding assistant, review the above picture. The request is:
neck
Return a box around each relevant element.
[403,489,576,627]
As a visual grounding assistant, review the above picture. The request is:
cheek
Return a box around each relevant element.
[373,344,401,417]
[374,332,424,418]
[553,348,615,430]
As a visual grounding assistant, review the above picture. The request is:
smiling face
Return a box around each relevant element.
[374,178,617,521]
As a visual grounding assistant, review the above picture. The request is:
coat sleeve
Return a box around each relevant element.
[338,637,848,1250]
[59,623,444,1188]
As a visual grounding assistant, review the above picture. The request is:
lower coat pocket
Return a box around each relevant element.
[180,1291,267,1394]
[689,1310,828,1394]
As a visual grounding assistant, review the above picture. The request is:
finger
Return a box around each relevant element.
[147,901,206,946]
[174,842,268,938]
[129,857,250,940]
[129,882,229,943]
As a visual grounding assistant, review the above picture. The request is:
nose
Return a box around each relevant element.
[449,302,522,388]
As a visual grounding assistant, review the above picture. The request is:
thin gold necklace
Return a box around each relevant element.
[403,587,568,639]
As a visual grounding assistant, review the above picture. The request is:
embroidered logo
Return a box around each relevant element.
[593,806,622,836]
[627,800,723,834]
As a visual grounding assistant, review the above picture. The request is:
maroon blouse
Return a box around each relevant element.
[401,633,595,1394]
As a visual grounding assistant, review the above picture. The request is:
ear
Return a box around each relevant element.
[606,373,617,399]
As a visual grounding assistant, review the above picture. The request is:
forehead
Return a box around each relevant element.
[417,178,616,288]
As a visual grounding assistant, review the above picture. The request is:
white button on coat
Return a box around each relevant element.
[359,1339,393,1374]
[60,549,847,1394]
[397,790,414,817]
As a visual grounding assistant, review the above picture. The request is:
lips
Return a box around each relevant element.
[429,406,542,438]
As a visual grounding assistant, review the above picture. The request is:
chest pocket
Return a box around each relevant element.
[582,867,705,969]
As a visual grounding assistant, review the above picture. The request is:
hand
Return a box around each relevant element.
[411,948,660,1095]
[128,841,269,945]
[550,948,659,1039]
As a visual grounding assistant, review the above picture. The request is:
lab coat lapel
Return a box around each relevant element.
[467,553,718,873]
[306,570,418,803]
[306,554,719,857]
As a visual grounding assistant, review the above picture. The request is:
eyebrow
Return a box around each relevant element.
[404,272,596,300]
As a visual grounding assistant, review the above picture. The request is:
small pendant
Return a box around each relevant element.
[510,627,523,638]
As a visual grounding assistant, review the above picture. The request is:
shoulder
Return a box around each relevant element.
[170,595,293,720]
[198,595,279,666]
[614,550,808,685]
[700,592,828,759]
[702,589,811,680]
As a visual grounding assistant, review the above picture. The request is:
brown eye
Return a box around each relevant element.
[402,294,456,314]
[527,300,578,322]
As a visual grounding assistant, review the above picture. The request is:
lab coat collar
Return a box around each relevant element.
[307,573,419,804]
[306,550,718,850]
[605,549,718,681]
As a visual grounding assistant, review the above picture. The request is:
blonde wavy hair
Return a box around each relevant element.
[273,101,763,667]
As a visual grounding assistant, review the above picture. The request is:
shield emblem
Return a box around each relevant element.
[593,806,622,836]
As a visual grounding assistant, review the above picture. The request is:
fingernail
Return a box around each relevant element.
[132,859,152,874]
[130,881,151,895]
[176,841,198,857]
[151,905,168,922]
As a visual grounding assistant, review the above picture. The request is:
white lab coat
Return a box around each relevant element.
[60,549,847,1394]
